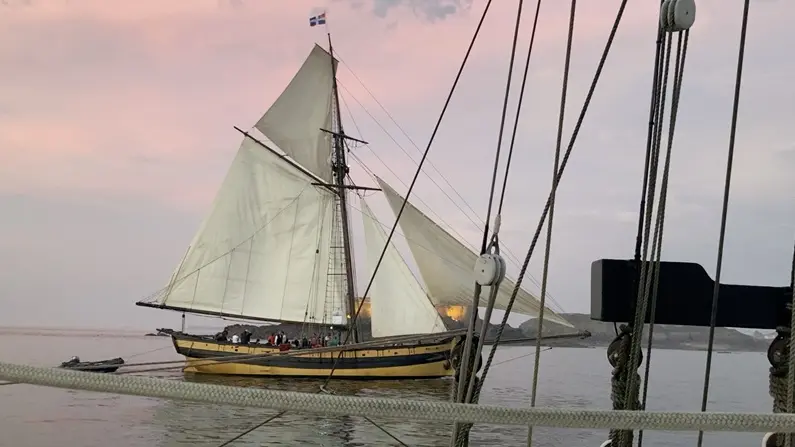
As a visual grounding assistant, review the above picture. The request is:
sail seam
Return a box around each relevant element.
[219,248,234,316]
[278,193,303,322]
[151,185,312,316]
[305,197,326,324]
[239,237,255,315]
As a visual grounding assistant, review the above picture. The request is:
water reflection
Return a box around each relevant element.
[147,375,454,446]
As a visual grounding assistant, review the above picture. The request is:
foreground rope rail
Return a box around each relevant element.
[3,361,795,433]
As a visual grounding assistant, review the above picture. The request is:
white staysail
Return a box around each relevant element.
[375,176,574,328]
[360,196,447,338]
[151,136,342,324]
[254,44,337,182]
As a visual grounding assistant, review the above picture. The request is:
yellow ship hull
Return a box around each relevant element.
[171,333,460,379]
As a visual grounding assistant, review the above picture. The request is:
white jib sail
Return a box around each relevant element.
[375,176,574,328]
[360,196,447,337]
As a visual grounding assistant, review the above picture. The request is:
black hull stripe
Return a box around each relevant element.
[175,346,450,369]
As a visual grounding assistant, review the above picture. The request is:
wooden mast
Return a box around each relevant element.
[327,32,360,343]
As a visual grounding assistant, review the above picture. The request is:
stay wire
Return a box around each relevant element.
[637,29,689,447]
[497,0,544,216]
[474,0,630,400]
[635,28,674,446]
[788,239,795,436]
[216,410,287,447]
[626,28,675,410]
[632,0,667,264]
[214,395,409,447]
[336,50,567,315]
[624,32,687,426]
[454,0,526,422]
[333,52,487,235]
[336,76,566,314]
[363,416,411,447]
[480,0,527,238]
[492,347,552,367]
[320,0,495,390]
[527,1,574,446]
[696,0,751,445]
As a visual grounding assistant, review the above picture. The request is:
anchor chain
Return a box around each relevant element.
[766,325,795,447]
[450,335,484,447]
[605,325,643,447]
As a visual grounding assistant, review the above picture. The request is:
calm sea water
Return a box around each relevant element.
[0,329,774,446]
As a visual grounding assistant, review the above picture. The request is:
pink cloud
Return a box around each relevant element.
[1,0,792,213]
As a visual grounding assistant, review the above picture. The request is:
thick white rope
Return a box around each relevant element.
[3,361,795,433]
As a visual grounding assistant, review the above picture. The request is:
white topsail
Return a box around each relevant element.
[360,196,447,338]
[152,137,341,324]
[254,44,337,182]
[375,176,574,328]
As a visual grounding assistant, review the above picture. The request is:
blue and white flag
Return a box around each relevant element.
[309,12,327,27]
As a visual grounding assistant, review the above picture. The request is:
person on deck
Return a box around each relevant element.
[240,330,252,344]
[214,329,228,342]
[301,336,309,348]
[231,334,240,344]
[267,333,275,346]
[329,333,339,347]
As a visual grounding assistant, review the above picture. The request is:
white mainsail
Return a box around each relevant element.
[147,45,347,324]
[254,44,337,182]
[360,196,447,337]
[375,176,574,328]
[151,136,340,324]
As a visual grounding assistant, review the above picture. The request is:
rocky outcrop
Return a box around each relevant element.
[155,313,768,352]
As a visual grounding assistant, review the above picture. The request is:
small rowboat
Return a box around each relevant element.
[59,356,125,373]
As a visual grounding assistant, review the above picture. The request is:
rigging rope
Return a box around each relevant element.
[452,0,527,443]
[492,347,552,367]
[696,1,750,445]
[454,0,524,404]
[770,329,794,447]
[633,26,672,445]
[636,29,690,447]
[216,410,287,447]
[612,19,691,445]
[336,79,567,312]
[786,241,795,447]
[527,1,574,445]
[336,68,566,313]
[215,376,411,446]
[9,361,795,434]
[320,0,495,389]
[470,0,630,420]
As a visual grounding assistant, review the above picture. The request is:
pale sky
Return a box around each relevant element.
[0,0,793,332]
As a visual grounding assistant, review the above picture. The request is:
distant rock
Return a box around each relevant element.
[518,313,769,352]
[169,312,770,353]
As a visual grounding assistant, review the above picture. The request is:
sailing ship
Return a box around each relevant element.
[135,42,572,379]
